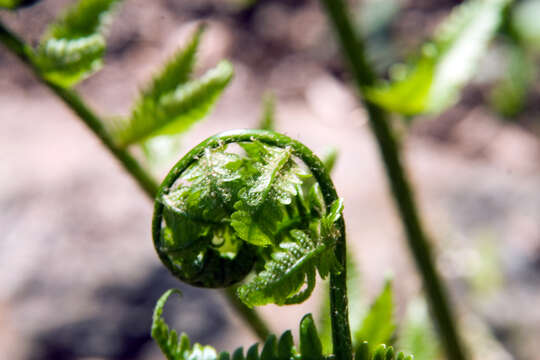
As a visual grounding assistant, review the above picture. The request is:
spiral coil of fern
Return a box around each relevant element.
[153,129,352,359]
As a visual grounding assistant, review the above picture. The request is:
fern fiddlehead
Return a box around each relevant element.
[152,129,352,359]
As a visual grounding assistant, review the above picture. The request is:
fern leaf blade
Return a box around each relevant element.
[151,289,183,360]
[116,60,234,146]
[33,0,121,87]
[236,230,324,307]
[299,314,323,359]
[144,25,204,102]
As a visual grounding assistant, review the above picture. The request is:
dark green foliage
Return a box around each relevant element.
[299,314,323,359]
[154,137,343,305]
[260,335,277,360]
[112,27,233,146]
[355,342,370,360]
[152,291,416,360]
[278,331,295,359]
[32,0,121,87]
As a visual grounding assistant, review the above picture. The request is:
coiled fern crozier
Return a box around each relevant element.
[151,130,418,360]
[152,130,343,305]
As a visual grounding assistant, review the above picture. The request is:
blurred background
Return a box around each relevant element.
[2,0,540,359]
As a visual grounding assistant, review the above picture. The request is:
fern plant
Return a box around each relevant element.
[149,129,434,360]
[152,129,351,358]
[1,0,518,359]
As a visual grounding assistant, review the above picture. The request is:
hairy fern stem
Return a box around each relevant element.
[317,1,468,360]
[0,20,270,341]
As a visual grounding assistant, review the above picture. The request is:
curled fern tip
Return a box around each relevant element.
[152,130,345,307]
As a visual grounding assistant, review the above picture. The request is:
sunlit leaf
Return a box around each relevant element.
[366,0,511,115]
[114,58,233,146]
[33,0,121,87]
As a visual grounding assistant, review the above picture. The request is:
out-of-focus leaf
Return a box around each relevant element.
[33,0,121,87]
[366,0,511,115]
[490,42,535,117]
[322,147,338,174]
[258,92,275,131]
[354,0,401,73]
[512,0,540,51]
[356,0,400,36]
[354,280,395,351]
[398,297,440,360]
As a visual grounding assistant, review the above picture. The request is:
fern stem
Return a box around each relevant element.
[0,21,158,198]
[317,1,469,360]
[0,20,271,342]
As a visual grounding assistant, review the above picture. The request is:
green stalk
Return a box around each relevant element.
[317,1,468,360]
[0,21,158,198]
[0,20,270,341]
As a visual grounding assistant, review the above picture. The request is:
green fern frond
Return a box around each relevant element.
[151,289,191,360]
[144,25,204,103]
[366,0,511,115]
[33,0,121,87]
[236,230,320,306]
[114,60,233,146]
[111,27,233,147]
[237,200,342,307]
[152,292,416,360]
[156,138,342,302]
[230,142,309,247]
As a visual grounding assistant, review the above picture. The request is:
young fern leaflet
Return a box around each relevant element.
[152,289,415,360]
[33,0,122,87]
[153,130,343,306]
[152,129,353,358]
